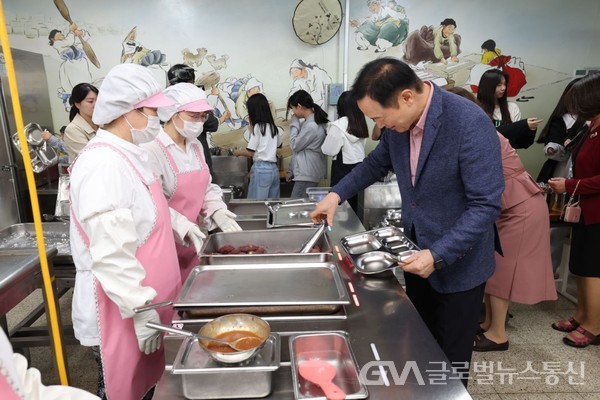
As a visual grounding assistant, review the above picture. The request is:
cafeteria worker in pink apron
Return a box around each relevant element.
[143,82,241,283]
[69,64,203,400]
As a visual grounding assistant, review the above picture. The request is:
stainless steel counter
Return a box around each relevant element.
[0,247,57,320]
[153,202,472,399]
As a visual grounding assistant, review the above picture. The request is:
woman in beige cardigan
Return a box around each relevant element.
[64,82,99,162]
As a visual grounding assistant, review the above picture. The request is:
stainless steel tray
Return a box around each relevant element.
[267,202,317,228]
[199,227,332,265]
[340,227,419,275]
[175,262,350,309]
[0,223,71,263]
[173,334,280,399]
[289,332,368,400]
[227,199,270,218]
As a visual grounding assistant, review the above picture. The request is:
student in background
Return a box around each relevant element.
[286,90,328,198]
[321,91,368,213]
[477,69,542,149]
[234,93,282,199]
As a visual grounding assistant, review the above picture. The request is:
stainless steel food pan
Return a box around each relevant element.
[199,227,332,265]
[289,332,368,400]
[267,202,318,228]
[173,334,280,399]
[174,262,350,314]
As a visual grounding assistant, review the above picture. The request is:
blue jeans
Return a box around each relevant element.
[248,160,280,199]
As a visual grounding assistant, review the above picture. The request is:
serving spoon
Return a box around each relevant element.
[145,321,260,352]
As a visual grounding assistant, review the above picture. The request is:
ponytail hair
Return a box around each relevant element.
[287,89,329,124]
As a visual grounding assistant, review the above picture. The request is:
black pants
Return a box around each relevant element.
[404,272,485,387]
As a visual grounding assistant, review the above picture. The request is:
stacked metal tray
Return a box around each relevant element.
[172,334,280,399]
[340,227,419,275]
[174,262,350,317]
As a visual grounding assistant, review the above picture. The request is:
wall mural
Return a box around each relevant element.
[2,0,598,175]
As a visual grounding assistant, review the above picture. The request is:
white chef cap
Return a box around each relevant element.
[92,64,174,125]
[157,82,213,122]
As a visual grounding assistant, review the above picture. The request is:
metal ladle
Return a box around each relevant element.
[145,321,260,353]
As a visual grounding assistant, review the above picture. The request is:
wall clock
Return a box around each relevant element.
[292,0,343,45]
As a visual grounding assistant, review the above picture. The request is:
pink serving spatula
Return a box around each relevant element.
[298,359,346,400]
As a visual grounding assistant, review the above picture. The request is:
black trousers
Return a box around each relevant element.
[404,272,485,387]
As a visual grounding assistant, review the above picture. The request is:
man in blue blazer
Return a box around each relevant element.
[312,58,504,386]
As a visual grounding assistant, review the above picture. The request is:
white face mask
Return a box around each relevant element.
[125,111,161,145]
[174,113,204,140]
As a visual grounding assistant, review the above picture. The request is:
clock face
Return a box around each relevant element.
[292,0,343,45]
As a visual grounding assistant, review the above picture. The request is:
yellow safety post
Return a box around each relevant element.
[0,2,69,385]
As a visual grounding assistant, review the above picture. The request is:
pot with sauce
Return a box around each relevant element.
[198,313,271,364]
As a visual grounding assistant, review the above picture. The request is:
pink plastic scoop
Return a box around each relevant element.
[298,359,346,400]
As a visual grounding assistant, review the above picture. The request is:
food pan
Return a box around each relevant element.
[176,263,350,308]
[199,227,332,265]
[289,332,368,400]
[172,334,280,399]
[267,202,317,228]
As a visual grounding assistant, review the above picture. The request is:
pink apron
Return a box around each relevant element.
[158,140,210,283]
[0,375,21,400]
[71,143,181,400]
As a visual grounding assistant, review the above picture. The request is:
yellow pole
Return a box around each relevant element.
[0,2,69,385]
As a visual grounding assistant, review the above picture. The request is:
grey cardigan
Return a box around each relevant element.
[289,114,327,182]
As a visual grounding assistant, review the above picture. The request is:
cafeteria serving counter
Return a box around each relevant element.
[153,202,472,399]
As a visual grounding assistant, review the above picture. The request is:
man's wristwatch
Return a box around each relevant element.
[431,250,447,270]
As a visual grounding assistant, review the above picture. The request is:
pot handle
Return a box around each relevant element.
[145,321,195,338]
[133,300,173,314]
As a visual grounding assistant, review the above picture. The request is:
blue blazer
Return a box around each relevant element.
[335,84,504,293]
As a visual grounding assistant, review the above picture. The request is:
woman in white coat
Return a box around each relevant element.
[321,91,368,213]
[69,64,204,400]
[143,83,241,283]
[0,329,99,399]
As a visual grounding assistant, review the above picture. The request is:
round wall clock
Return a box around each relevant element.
[292,0,343,45]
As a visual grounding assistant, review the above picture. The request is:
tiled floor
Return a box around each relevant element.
[468,290,600,400]
[5,279,600,399]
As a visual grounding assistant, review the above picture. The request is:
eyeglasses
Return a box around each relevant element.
[180,111,211,122]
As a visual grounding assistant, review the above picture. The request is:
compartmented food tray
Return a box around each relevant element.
[340,226,419,275]
[174,262,350,315]
[199,227,332,265]
[289,332,368,400]
[267,202,318,228]
[172,334,280,399]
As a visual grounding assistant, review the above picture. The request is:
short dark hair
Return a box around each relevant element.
[440,18,457,27]
[48,29,61,46]
[167,64,195,85]
[481,39,496,52]
[565,72,600,120]
[352,57,423,108]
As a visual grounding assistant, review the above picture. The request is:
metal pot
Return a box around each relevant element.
[198,313,271,364]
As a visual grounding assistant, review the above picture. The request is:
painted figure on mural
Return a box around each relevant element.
[288,59,332,108]
[351,0,409,53]
[207,75,265,130]
[48,23,93,110]
[402,17,462,65]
